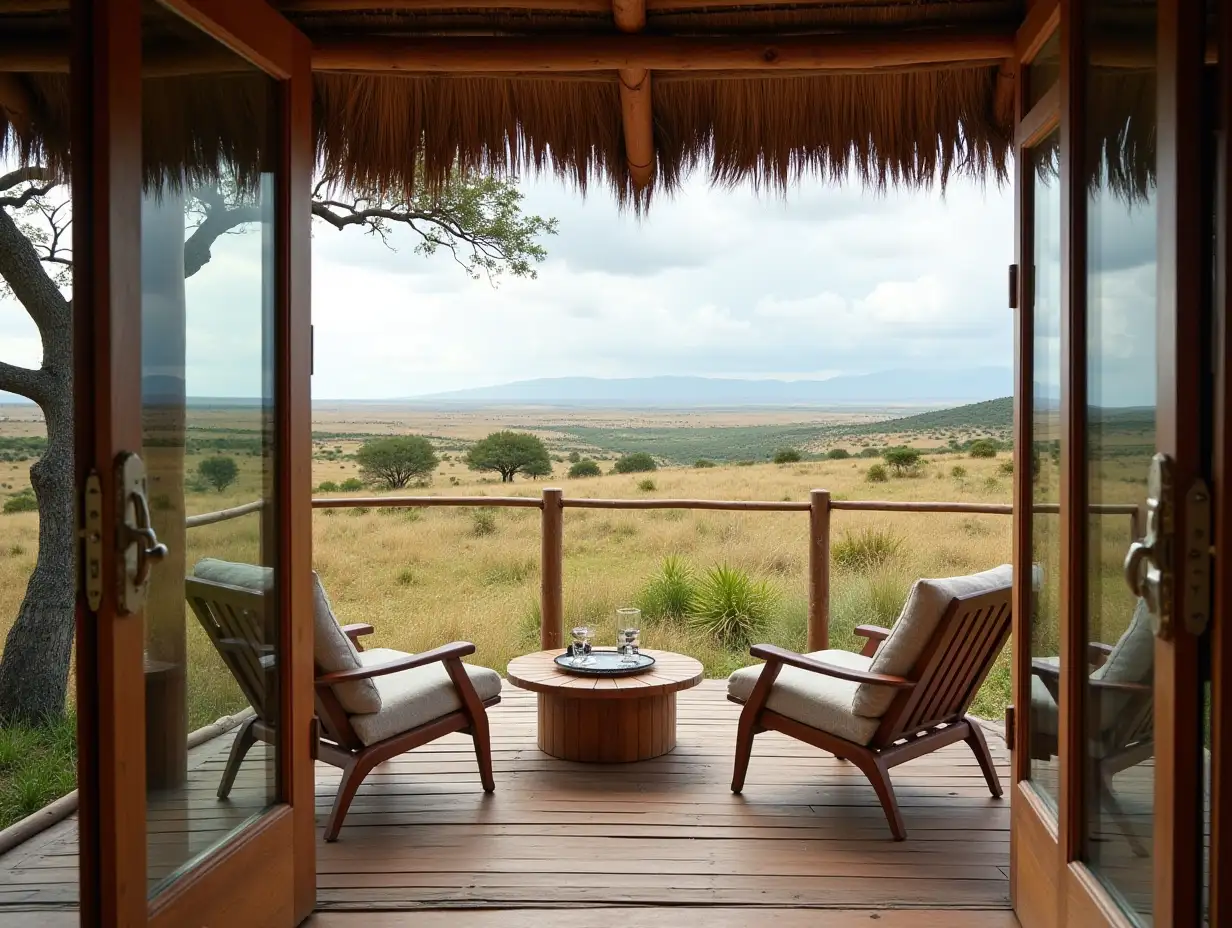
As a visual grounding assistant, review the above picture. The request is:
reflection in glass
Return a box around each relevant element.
[141,0,279,897]
[1025,31,1060,111]
[1083,1,1157,918]
[1026,133,1062,812]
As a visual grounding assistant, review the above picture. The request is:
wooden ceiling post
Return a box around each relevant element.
[612,0,653,190]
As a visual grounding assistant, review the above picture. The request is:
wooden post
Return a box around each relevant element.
[541,488,564,650]
[808,488,831,652]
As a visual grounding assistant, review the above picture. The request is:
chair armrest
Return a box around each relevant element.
[749,644,915,689]
[315,641,476,687]
[340,623,372,645]
[1088,642,1114,668]
[853,625,892,658]
[1090,677,1152,695]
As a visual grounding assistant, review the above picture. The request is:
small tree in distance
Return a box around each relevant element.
[197,456,239,493]
[773,448,802,464]
[356,436,438,490]
[882,447,922,477]
[466,431,551,483]
[569,459,602,478]
[969,439,998,459]
[826,448,850,460]
[613,452,657,474]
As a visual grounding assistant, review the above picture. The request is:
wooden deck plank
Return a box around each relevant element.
[0,681,1018,917]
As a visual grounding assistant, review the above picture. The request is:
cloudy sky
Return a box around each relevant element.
[1,164,1157,405]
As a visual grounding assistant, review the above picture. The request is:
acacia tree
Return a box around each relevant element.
[465,431,551,483]
[0,165,555,724]
[356,436,438,490]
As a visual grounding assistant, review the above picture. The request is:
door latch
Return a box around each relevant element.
[116,452,168,615]
[1181,478,1212,636]
[80,473,103,611]
[1124,453,1174,638]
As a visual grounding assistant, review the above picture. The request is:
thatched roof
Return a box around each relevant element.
[0,0,1060,203]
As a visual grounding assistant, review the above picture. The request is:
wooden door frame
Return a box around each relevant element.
[73,1,315,924]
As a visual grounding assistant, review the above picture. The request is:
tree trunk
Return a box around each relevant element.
[0,379,74,724]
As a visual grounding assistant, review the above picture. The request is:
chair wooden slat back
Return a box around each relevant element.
[185,577,274,723]
[874,586,1013,746]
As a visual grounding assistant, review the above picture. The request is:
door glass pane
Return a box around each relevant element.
[1084,0,1157,916]
[141,1,280,896]
[1026,31,1060,110]
[1027,131,1062,811]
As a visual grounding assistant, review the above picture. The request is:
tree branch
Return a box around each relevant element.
[183,189,263,278]
[0,359,50,405]
[0,182,55,210]
[0,195,69,336]
[0,167,54,193]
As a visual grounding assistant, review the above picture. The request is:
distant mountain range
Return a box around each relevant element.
[414,368,1013,407]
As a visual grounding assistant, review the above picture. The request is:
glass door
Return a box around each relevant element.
[76,1,316,924]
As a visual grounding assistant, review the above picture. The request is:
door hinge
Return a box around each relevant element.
[1004,704,1015,750]
[1008,263,1019,310]
[309,717,320,760]
[1182,477,1212,636]
[80,472,103,611]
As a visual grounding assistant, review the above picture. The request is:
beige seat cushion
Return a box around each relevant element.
[853,564,1013,718]
[191,558,381,714]
[728,649,882,746]
[348,648,503,747]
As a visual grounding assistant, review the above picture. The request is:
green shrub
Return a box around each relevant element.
[470,508,497,537]
[483,556,536,586]
[688,565,779,649]
[637,478,657,492]
[950,465,968,479]
[830,569,912,645]
[858,447,883,459]
[998,459,1015,476]
[197,455,239,493]
[882,446,921,476]
[3,491,38,515]
[969,439,998,459]
[636,555,696,622]
[832,526,906,571]
[396,568,417,586]
[613,452,657,474]
[826,448,851,460]
[736,460,755,467]
[316,480,339,492]
[694,459,715,468]
[567,451,581,463]
[865,464,888,483]
[773,447,802,464]
[8,545,24,557]
[339,477,364,492]
[568,459,602,478]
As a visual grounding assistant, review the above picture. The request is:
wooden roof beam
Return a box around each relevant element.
[311,30,1016,73]
[612,0,653,190]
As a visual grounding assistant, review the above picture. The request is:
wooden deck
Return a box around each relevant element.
[0,681,1015,921]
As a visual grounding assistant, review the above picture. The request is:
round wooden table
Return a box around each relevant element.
[506,649,704,763]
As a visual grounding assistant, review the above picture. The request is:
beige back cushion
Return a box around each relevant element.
[191,559,381,714]
[852,563,1013,719]
[1092,598,1153,685]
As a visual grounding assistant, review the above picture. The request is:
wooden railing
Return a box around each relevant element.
[187,488,1142,653]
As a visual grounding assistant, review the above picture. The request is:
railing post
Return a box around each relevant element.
[541,487,564,650]
[808,488,831,651]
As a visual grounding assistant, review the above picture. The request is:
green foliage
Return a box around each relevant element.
[688,565,779,649]
[865,463,888,483]
[950,465,968,479]
[470,507,497,536]
[882,446,921,476]
[339,477,365,492]
[637,478,656,492]
[355,435,438,490]
[998,459,1015,476]
[2,489,37,515]
[465,431,552,483]
[396,568,417,586]
[694,459,715,468]
[0,715,77,829]
[483,556,537,586]
[830,569,911,644]
[857,447,883,458]
[832,526,906,572]
[772,447,802,464]
[636,556,696,623]
[567,451,581,463]
[568,459,602,478]
[613,452,657,474]
[196,456,238,493]
[736,460,755,467]
[826,448,851,460]
[969,439,998,459]
[316,480,339,492]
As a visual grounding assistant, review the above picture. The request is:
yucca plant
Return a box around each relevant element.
[637,555,697,622]
[688,564,779,649]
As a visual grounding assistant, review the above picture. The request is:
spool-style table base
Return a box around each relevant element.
[537,691,676,762]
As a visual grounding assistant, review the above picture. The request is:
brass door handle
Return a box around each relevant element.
[116,451,167,615]
[125,489,168,589]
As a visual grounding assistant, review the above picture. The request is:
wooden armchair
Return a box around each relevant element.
[729,565,1012,841]
[187,559,502,841]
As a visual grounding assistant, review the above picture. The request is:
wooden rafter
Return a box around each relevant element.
[310,31,1016,73]
[612,0,653,190]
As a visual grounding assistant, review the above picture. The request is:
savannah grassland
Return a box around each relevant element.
[0,398,1149,826]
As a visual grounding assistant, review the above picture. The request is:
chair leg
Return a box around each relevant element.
[963,718,1003,799]
[1098,772,1151,858]
[857,755,907,841]
[323,759,369,843]
[469,712,496,793]
[730,706,758,794]
[217,716,259,800]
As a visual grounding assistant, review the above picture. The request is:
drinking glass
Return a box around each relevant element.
[570,625,594,666]
[616,607,641,662]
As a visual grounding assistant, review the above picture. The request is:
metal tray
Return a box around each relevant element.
[553,649,656,676]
